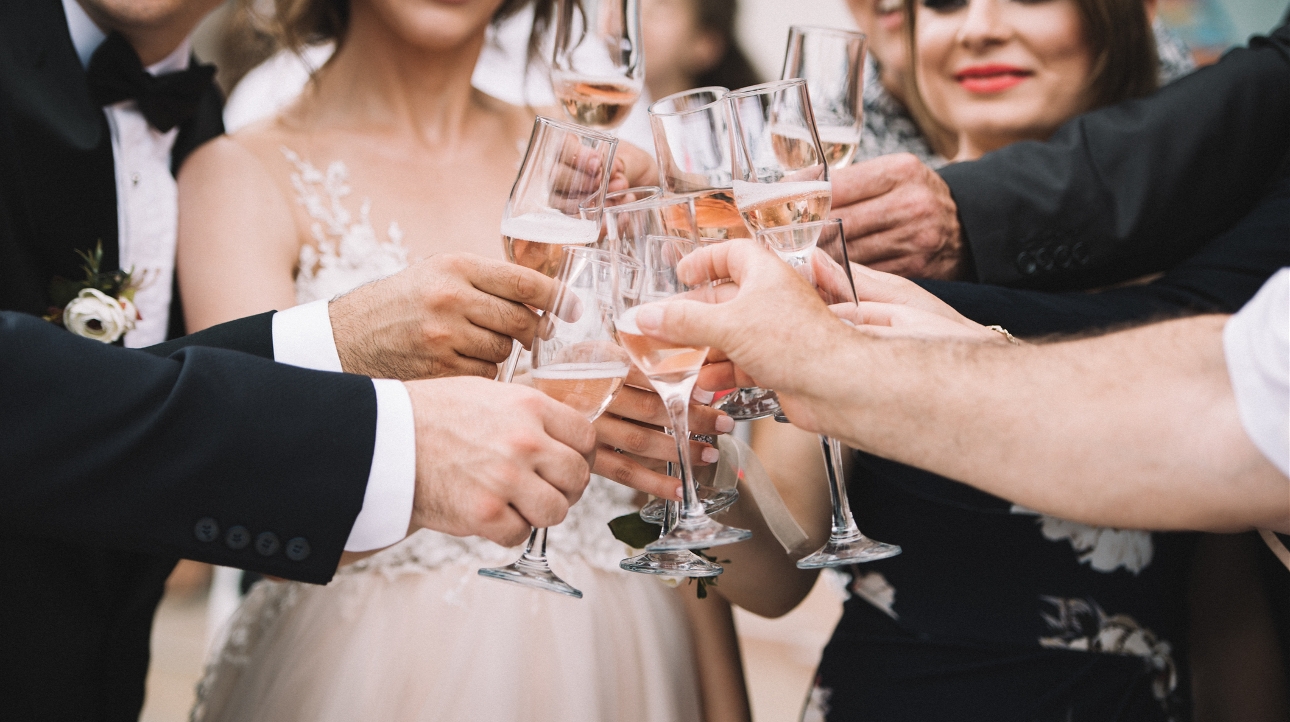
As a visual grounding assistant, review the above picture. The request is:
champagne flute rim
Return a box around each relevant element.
[532,115,620,144]
[565,244,642,270]
[604,192,696,216]
[787,24,868,42]
[648,86,732,117]
[725,78,808,99]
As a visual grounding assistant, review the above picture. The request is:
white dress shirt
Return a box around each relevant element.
[1223,267,1290,477]
[63,0,415,552]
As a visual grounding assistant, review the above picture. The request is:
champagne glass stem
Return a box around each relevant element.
[499,340,522,383]
[820,435,861,541]
[520,526,550,565]
[662,384,704,523]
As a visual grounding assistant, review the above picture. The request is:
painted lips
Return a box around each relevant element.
[955,65,1032,93]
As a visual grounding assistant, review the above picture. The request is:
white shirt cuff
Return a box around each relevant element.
[345,379,417,551]
[271,299,342,372]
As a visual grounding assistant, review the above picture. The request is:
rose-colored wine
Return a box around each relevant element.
[817,126,861,169]
[734,180,832,232]
[553,75,642,130]
[690,189,752,240]
[616,305,709,385]
[501,212,600,278]
[532,361,629,421]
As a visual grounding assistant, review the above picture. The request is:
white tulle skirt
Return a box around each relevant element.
[192,558,701,722]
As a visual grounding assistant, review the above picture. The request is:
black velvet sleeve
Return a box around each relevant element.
[0,311,376,584]
[939,23,1290,291]
[143,311,276,360]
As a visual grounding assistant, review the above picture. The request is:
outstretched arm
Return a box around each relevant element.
[634,241,1289,533]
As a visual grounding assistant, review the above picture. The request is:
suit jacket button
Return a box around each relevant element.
[1016,251,1038,275]
[225,526,250,550]
[194,518,219,543]
[1053,244,1071,268]
[285,537,311,562]
[1033,247,1053,271]
[256,532,281,557]
[1072,241,1089,265]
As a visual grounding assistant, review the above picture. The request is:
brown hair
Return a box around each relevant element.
[901,0,1159,158]
[690,1,761,91]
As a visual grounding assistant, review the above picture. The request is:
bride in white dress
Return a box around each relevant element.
[175,0,748,720]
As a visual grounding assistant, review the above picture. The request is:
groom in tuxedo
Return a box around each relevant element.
[0,1,599,719]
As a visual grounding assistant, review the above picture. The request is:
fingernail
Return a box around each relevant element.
[692,387,715,404]
[701,447,720,463]
[675,485,684,501]
[715,415,735,433]
[635,304,662,332]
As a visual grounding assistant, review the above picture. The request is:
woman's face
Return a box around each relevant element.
[353,0,507,52]
[914,0,1093,157]
[846,0,909,98]
[641,0,721,98]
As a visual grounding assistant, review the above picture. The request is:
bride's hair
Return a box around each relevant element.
[228,0,562,78]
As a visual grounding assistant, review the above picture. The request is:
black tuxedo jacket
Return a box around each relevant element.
[0,3,277,720]
[941,22,1290,290]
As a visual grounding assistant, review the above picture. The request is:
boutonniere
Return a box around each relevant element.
[43,242,142,344]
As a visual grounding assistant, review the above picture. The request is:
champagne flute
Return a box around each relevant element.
[552,0,644,130]
[498,117,618,383]
[603,193,740,523]
[613,235,752,551]
[754,219,901,568]
[649,87,784,421]
[479,247,635,597]
[621,497,723,576]
[726,78,831,234]
[781,26,867,169]
[647,87,750,242]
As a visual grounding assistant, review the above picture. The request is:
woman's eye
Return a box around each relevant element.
[921,0,968,11]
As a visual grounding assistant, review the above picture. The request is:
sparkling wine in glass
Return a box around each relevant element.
[612,235,752,551]
[754,219,901,568]
[552,0,644,130]
[647,87,752,241]
[498,117,618,382]
[781,26,867,169]
[603,193,740,523]
[479,247,635,597]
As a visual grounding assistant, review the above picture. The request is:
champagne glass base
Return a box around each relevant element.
[478,560,584,598]
[646,518,752,552]
[795,534,902,569]
[620,550,723,577]
[714,387,782,421]
[639,487,739,523]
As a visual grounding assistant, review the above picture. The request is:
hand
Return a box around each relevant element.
[591,366,734,499]
[329,254,555,380]
[831,153,964,279]
[833,302,1005,343]
[608,141,661,192]
[404,377,597,547]
[630,240,849,433]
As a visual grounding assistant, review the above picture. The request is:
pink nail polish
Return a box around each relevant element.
[675,486,683,501]
[715,415,735,433]
[692,387,716,404]
[701,447,720,463]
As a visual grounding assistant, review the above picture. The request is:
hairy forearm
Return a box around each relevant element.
[807,315,1289,532]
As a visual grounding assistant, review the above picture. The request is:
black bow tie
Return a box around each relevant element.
[86,32,217,133]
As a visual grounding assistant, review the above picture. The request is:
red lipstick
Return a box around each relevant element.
[954,64,1032,93]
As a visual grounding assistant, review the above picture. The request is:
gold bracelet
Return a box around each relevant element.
[985,325,1021,345]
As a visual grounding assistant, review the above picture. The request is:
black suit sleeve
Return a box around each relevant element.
[0,311,376,584]
[919,169,1290,336]
[939,23,1290,290]
[143,311,276,360]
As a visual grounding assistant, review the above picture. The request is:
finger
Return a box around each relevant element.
[451,322,520,364]
[449,353,508,380]
[603,385,731,436]
[535,392,599,458]
[462,297,541,349]
[697,362,739,392]
[508,465,578,526]
[827,154,907,205]
[832,301,899,327]
[594,414,720,465]
[532,437,592,505]
[469,259,556,311]
[475,502,539,548]
[593,446,683,500]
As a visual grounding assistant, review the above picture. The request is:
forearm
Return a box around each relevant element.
[808,316,1288,532]
[678,591,751,722]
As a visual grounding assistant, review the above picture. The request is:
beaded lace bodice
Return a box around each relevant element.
[283,147,638,574]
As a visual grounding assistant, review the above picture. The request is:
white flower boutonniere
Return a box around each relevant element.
[63,288,137,343]
[44,242,142,344]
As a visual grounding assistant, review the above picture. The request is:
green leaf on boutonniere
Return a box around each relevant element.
[608,512,661,549]
[48,241,139,318]
[688,549,730,599]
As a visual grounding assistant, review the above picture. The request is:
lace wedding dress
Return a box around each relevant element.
[192,151,700,722]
